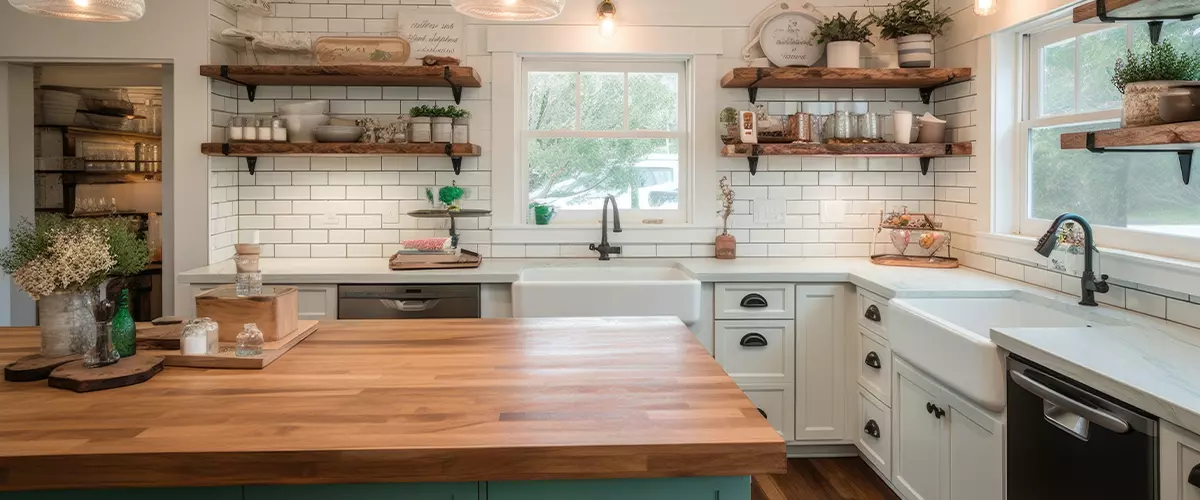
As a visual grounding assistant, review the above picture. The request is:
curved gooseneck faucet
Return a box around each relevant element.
[1034,213,1110,306]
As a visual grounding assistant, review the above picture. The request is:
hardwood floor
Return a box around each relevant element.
[753,458,900,500]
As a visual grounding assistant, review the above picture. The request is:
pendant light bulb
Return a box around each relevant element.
[974,0,997,16]
[597,0,616,38]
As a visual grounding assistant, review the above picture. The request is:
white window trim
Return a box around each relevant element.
[520,58,690,224]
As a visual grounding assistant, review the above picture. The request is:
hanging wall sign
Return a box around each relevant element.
[396,8,465,63]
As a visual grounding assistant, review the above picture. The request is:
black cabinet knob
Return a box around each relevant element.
[864,351,882,369]
[864,419,881,439]
[926,402,936,414]
[1188,464,1200,488]
[864,304,882,322]
[741,293,769,308]
[740,333,769,347]
[757,408,768,419]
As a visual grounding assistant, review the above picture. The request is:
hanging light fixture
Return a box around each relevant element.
[451,0,564,21]
[597,0,616,38]
[974,0,997,16]
[8,0,145,22]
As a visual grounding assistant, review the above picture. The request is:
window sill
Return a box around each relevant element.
[976,232,1200,297]
[491,224,720,245]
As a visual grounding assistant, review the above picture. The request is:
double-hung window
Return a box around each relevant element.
[1018,19,1200,259]
[521,59,689,223]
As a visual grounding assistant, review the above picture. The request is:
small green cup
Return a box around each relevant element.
[531,203,556,225]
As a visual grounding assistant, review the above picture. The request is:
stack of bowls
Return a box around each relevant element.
[42,90,82,126]
[279,100,330,143]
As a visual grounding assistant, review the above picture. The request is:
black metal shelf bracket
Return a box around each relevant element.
[444,67,464,105]
[445,143,463,175]
[747,144,762,175]
[1095,0,1197,45]
[747,68,766,104]
[220,65,257,102]
[221,143,257,175]
[919,77,957,105]
[919,144,955,175]
[1086,131,1194,185]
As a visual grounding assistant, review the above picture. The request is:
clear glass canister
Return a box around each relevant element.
[236,323,264,357]
[271,115,287,142]
[181,317,219,356]
[229,116,246,141]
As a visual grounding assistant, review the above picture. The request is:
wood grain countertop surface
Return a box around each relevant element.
[0,318,785,491]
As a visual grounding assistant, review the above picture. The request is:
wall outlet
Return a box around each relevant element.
[315,212,342,229]
[753,198,787,224]
[383,207,400,224]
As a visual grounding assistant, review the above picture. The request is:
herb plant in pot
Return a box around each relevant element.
[812,12,874,69]
[876,0,952,69]
[1111,42,1200,128]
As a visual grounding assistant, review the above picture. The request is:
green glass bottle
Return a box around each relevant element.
[111,289,136,358]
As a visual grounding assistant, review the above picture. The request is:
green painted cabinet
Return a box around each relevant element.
[246,482,479,500]
[487,476,752,500]
[3,487,241,500]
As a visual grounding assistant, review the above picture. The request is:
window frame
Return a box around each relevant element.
[518,57,691,225]
[1015,20,1200,260]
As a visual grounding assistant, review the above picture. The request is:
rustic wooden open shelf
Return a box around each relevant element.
[202,142,482,175]
[720,67,973,104]
[721,142,973,175]
[1060,120,1198,184]
[200,65,482,104]
[1073,0,1199,44]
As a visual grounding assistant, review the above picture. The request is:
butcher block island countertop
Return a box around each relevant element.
[0,318,785,493]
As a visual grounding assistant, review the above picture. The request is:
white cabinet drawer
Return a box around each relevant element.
[857,289,887,337]
[715,320,794,385]
[715,283,795,320]
[857,386,892,478]
[857,328,892,405]
[742,384,795,442]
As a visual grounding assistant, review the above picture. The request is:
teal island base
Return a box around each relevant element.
[5,476,752,500]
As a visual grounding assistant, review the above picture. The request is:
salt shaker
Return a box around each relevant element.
[236,323,264,357]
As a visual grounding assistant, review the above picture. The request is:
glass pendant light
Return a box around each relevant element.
[974,0,997,16]
[451,0,564,21]
[8,0,146,22]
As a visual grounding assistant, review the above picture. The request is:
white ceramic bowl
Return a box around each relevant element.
[285,114,331,143]
[313,125,365,143]
[279,100,329,115]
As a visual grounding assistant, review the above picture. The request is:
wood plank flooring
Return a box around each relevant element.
[753,458,900,500]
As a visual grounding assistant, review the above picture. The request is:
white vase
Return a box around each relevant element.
[892,110,914,144]
[826,41,862,69]
[896,34,934,68]
[38,291,94,357]
[431,117,453,143]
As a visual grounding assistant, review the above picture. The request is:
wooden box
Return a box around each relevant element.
[195,286,299,342]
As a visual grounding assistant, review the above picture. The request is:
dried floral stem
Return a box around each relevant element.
[718,176,735,235]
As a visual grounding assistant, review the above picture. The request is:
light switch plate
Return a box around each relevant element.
[753,198,787,224]
[314,212,342,229]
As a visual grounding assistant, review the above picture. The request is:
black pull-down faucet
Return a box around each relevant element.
[1034,213,1110,306]
[589,195,622,261]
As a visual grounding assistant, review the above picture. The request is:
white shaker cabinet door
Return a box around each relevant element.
[893,370,944,500]
[793,284,846,441]
[946,405,1002,500]
[1163,421,1200,500]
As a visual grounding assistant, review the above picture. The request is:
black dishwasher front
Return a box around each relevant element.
[338,285,481,319]
[1006,355,1157,500]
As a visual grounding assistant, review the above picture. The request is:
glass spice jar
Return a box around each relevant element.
[236,323,264,357]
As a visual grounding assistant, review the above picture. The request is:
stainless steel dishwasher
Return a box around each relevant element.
[338,285,481,319]
[1007,355,1157,500]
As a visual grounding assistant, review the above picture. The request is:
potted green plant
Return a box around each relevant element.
[408,105,435,143]
[875,0,952,68]
[811,12,875,69]
[447,105,472,144]
[1111,41,1200,127]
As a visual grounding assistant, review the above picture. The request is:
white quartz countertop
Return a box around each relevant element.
[992,325,1200,436]
[179,257,1018,299]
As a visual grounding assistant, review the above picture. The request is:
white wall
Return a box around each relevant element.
[0,0,212,318]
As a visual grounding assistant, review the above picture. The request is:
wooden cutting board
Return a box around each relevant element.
[390,249,482,271]
[48,355,164,393]
[153,320,319,370]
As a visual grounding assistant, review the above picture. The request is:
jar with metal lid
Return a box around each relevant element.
[271,115,287,142]
[181,317,219,356]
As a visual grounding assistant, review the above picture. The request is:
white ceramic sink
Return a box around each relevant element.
[512,263,702,324]
[889,292,1126,411]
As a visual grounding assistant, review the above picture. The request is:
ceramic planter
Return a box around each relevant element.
[715,233,737,260]
[826,41,862,69]
[1123,81,1199,128]
[431,117,453,143]
[896,34,933,68]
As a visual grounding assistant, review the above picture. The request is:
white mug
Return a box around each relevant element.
[892,110,914,144]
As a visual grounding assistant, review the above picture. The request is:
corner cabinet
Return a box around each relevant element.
[793,284,847,441]
[892,358,1003,500]
[1161,421,1200,500]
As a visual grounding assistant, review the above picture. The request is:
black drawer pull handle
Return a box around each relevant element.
[864,304,882,322]
[864,419,881,439]
[864,351,882,369]
[740,333,769,347]
[740,293,769,308]
[1189,464,1200,488]
[757,408,768,419]
[926,403,945,419]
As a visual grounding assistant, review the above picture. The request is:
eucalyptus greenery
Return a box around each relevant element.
[812,12,875,45]
[875,0,953,39]
[1111,42,1200,93]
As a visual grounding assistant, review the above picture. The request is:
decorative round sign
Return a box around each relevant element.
[758,9,824,68]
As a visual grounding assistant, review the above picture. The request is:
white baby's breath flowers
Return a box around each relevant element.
[13,226,114,300]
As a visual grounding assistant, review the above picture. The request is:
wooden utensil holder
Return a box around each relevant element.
[195,285,298,342]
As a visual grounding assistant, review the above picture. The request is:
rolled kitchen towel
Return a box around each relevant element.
[399,237,452,252]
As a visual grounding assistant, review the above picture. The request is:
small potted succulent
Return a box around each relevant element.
[716,176,736,260]
[1111,41,1200,127]
[876,0,953,68]
[408,105,435,143]
[811,12,875,69]
[448,106,471,144]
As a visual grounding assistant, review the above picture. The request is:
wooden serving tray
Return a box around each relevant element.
[390,249,482,271]
[152,320,319,370]
[871,255,959,269]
